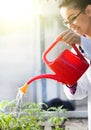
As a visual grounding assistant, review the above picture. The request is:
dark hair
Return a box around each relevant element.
[59,0,91,10]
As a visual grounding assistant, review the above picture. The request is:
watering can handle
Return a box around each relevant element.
[42,37,85,64]
[42,37,62,64]
[72,44,86,60]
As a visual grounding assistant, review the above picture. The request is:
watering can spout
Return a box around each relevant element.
[19,83,29,94]
[19,74,64,94]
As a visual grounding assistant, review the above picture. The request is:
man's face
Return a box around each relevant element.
[60,6,90,36]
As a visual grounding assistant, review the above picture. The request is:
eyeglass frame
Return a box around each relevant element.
[63,8,85,26]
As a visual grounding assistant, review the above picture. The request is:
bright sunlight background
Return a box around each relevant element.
[0,0,35,20]
[0,0,42,101]
[0,0,39,34]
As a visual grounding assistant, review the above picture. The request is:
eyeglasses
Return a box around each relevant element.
[63,9,84,26]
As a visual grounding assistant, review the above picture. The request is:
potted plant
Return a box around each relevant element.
[0,100,67,130]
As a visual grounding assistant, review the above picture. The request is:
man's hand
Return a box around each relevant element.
[56,29,81,46]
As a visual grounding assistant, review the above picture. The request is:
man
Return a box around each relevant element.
[56,0,91,130]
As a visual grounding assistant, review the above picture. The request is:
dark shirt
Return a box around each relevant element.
[66,83,77,94]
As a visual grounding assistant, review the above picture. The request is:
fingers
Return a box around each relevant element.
[56,29,70,40]
[56,29,81,45]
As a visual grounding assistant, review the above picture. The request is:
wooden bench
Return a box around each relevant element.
[40,111,88,130]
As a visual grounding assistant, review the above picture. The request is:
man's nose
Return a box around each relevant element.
[68,23,76,30]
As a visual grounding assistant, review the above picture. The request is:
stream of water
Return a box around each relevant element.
[15,90,25,112]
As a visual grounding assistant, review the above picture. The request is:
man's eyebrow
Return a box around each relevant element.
[67,14,75,19]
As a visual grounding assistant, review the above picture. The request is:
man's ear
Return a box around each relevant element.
[85,5,91,16]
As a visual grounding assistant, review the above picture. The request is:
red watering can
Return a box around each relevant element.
[19,37,89,94]
[42,37,89,86]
